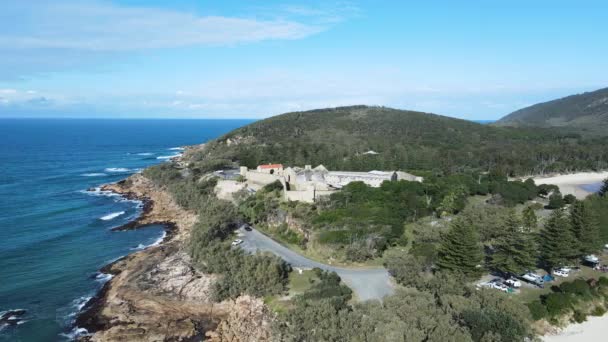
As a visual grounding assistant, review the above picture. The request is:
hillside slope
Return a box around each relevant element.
[188,106,608,176]
[496,87,608,132]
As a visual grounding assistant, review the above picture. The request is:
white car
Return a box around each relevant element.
[492,283,510,292]
[231,239,243,246]
[553,269,569,277]
[505,279,521,288]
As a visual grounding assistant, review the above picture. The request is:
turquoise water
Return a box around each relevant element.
[0,119,251,341]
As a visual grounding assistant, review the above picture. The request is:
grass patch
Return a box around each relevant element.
[288,270,318,295]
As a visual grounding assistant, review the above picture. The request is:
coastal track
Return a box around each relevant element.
[238,228,394,301]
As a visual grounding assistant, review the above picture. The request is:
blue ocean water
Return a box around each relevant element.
[0,119,251,341]
[580,182,603,193]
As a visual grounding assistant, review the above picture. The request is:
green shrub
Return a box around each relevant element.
[591,306,607,316]
[560,279,592,298]
[598,277,608,287]
[572,310,587,323]
[462,308,530,342]
[544,292,574,316]
[527,300,548,321]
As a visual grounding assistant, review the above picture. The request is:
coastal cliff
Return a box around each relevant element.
[76,174,273,341]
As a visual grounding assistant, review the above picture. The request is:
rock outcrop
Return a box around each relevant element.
[77,174,273,341]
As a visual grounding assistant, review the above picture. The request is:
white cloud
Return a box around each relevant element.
[0,1,323,52]
[0,88,62,107]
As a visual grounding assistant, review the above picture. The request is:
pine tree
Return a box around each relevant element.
[539,209,578,269]
[570,200,600,255]
[599,178,608,197]
[491,214,538,275]
[522,206,538,232]
[437,219,483,278]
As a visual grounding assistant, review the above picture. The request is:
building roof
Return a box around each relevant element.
[258,163,283,169]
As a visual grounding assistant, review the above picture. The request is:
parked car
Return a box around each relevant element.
[476,281,494,290]
[553,269,569,277]
[492,283,510,292]
[583,254,600,268]
[521,272,545,287]
[505,279,521,288]
[231,239,243,246]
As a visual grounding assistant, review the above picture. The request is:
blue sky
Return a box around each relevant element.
[0,0,607,119]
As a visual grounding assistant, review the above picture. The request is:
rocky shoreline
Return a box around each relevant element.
[74,173,272,341]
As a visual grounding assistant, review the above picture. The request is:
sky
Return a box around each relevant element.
[0,0,607,120]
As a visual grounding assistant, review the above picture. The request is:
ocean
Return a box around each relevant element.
[0,119,252,341]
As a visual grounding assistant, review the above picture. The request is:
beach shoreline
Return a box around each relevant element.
[531,171,607,199]
[542,314,608,342]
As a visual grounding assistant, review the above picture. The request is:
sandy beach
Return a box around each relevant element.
[532,171,608,199]
[542,314,608,342]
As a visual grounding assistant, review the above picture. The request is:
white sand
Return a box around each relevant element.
[542,314,608,342]
[532,172,608,199]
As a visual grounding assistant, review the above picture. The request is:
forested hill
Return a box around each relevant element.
[189,105,608,176]
[495,87,608,133]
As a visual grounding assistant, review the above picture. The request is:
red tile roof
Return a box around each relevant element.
[259,164,283,169]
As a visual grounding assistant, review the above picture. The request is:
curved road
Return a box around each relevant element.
[237,228,394,301]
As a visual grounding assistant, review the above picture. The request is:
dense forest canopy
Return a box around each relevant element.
[189,106,608,176]
[496,87,608,134]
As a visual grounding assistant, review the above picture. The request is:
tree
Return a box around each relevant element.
[600,178,608,197]
[539,209,578,269]
[522,206,538,232]
[563,194,577,205]
[437,219,483,278]
[490,214,538,275]
[570,200,601,255]
[546,191,565,209]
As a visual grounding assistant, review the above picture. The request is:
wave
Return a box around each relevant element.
[81,173,107,177]
[136,152,154,156]
[100,211,125,221]
[130,231,167,251]
[81,187,120,198]
[104,167,133,173]
[60,327,89,340]
[168,147,185,151]
[72,296,92,312]
[94,272,113,283]
[156,155,177,160]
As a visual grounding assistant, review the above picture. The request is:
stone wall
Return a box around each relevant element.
[244,170,281,186]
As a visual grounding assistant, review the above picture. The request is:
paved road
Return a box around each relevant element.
[237,228,394,301]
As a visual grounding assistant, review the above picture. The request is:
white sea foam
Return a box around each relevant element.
[150,231,167,246]
[136,152,154,156]
[66,296,92,318]
[81,173,107,177]
[156,155,176,160]
[130,231,167,250]
[100,211,125,221]
[104,167,132,173]
[60,327,89,340]
[168,147,185,151]
[94,272,113,283]
[81,187,120,198]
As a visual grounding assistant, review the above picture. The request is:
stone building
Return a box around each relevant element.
[239,164,423,203]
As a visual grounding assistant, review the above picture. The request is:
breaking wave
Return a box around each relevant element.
[80,173,107,177]
[100,211,125,221]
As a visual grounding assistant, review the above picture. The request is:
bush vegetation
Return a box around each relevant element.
[143,163,291,301]
[528,278,608,322]
[197,106,608,176]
